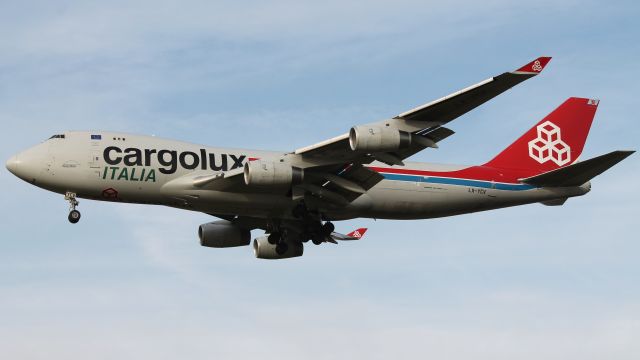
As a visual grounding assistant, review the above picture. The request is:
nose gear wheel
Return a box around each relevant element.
[65,192,81,224]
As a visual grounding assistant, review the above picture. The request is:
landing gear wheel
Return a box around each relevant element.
[65,192,81,224]
[268,232,280,245]
[312,234,325,245]
[322,222,335,235]
[68,210,81,224]
[275,242,289,255]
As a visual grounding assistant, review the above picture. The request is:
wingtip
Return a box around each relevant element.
[514,56,552,74]
[347,228,367,239]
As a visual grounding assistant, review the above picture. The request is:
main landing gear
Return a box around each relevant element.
[65,192,81,224]
[265,202,337,254]
[291,202,335,245]
[312,222,334,245]
[267,230,291,255]
[268,221,335,254]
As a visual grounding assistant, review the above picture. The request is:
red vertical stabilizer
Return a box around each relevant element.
[484,97,598,174]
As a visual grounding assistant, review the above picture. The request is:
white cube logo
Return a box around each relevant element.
[539,122,559,143]
[528,121,571,166]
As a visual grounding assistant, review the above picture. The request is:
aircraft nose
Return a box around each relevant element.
[6,155,19,175]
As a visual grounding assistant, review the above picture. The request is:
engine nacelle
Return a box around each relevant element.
[244,160,304,187]
[198,221,251,248]
[349,125,411,152]
[253,236,304,260]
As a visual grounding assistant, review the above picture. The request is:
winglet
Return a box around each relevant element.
[513,56,552,74]
[346,228,367,239]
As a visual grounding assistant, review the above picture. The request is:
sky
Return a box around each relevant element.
[1,1,639,359]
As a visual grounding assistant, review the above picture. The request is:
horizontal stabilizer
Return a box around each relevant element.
[520,150,634,187]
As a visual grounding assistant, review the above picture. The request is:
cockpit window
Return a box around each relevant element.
[48,134,66,139]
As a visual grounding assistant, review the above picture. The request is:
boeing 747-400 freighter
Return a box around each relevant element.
[6,57,634,259]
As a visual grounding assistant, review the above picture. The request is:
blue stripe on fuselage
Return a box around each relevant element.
[380,173,535,191]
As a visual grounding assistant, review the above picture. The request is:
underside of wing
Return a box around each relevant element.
[293,126,455,206]
[299,163,384,205]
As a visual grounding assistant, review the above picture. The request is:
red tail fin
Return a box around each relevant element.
[484,97,598,173]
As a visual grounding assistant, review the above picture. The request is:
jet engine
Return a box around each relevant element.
[253,236,304,259]
[199,221,251,248]
[244,160,304,187]
[349,125,412,152]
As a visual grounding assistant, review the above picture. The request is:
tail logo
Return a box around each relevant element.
[532,60,543,72]
[528,121,571,166]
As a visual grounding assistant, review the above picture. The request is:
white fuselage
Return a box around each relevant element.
[7,131,590,221]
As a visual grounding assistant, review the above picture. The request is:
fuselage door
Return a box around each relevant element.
[89,149,101,168]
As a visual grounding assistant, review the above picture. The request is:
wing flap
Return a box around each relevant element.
[298,128,453,205]
[327,164,384,202]
[391,126,455,161]
[301,164,383,205]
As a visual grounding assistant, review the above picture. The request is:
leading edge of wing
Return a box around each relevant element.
[295,132,349,155]
[394,56,552,123]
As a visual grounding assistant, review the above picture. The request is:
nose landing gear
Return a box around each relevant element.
[65,192,81,224]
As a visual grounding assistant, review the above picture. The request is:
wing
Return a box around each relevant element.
[331,227,367,241]
[295,56,550,165]
[164,57,551,208]
[394,56,552,123]
[288,57,551,205]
